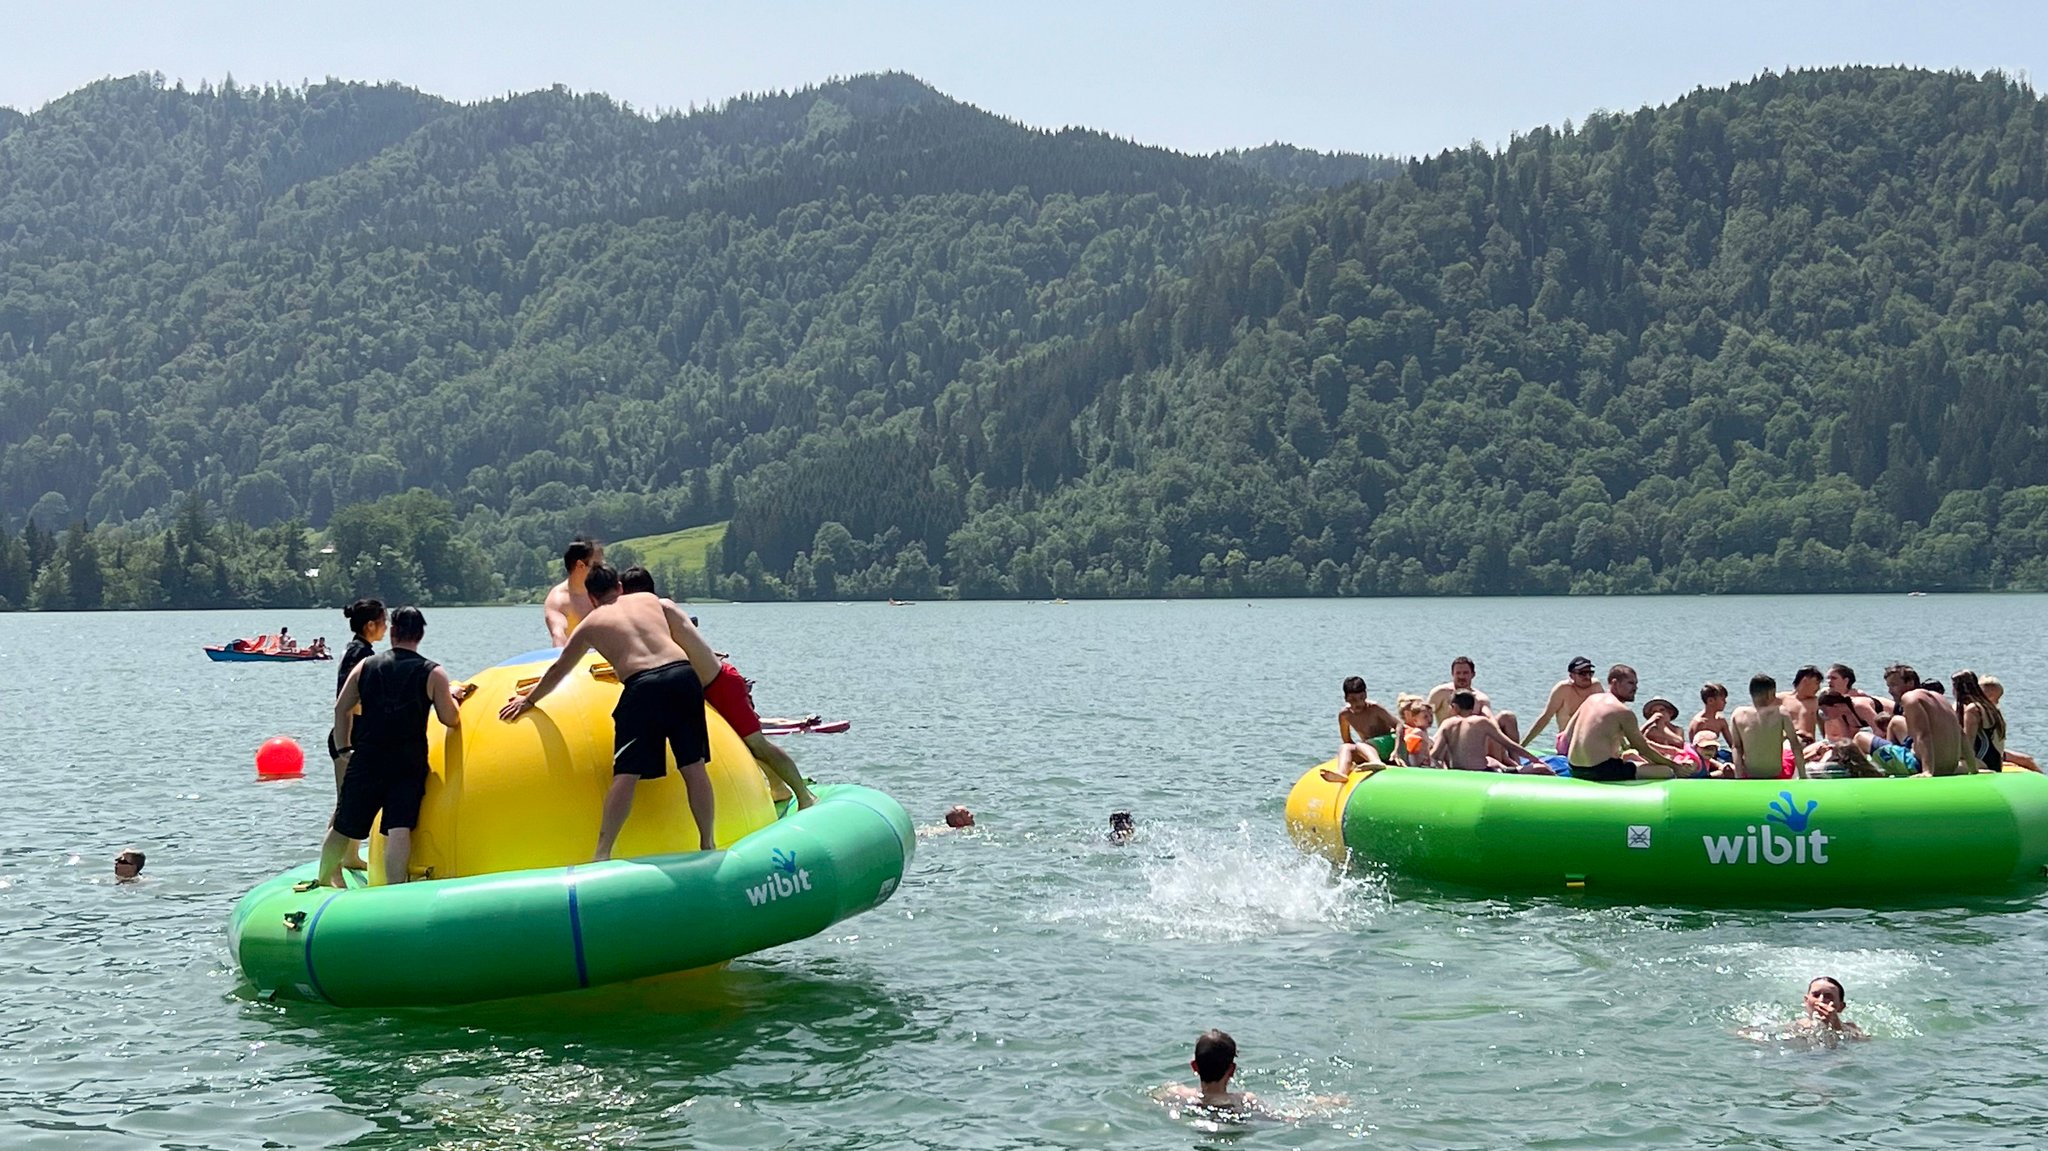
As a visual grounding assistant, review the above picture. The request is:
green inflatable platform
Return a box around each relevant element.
[230,784,913,1007]
[1287,764,2048,904]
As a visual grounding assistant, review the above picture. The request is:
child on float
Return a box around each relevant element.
[1641,697,1689,755]
[1393,695,1435,766]
[1688,683,1732,747]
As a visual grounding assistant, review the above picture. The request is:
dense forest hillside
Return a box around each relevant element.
[3,66,2045,607]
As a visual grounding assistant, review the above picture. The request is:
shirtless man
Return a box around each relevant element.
[1884,663,1965,776]
[1563,665,1687,782]
[1779,666,1823,746]
[502,562,722,858]
[1526,656,1600,753]
[543,536,604,647]
[1433,691,1552,772]
[1336,676,1397,772]
[1728,673,1803,780]
[1826,664,1890,728]
[1426,657,1521,743]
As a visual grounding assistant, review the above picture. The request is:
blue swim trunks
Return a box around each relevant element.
[1870,735,1919,776]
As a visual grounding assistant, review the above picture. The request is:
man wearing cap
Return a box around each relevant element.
[1526,656,1601,754]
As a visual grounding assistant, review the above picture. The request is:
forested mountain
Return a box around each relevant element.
[3,66,2046,608]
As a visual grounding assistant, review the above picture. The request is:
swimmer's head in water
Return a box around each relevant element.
[619,565,655,595]
[1451,689,1477,714]
[944,805,975,828]
[390,606,425,644]
[584,562,622,603]
[1192,1029,1236,1085]
[1807,976,1846,1009]
[114,849,144,881]
[1110,811,1135,840]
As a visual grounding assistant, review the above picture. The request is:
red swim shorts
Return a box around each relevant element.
[702,661,763,739]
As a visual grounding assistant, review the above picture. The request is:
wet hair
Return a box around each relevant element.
[1451,690,1477,711]
[1952,670,2005,742]
[1568,656,1595,675]
[115,849,145,870]
[1342,675,1367,695]
[390,606,425,643]
[1816,690,1851,711]
[1451,655,1475,672]
[1885,663,1921,688]
[1110,811,1136,836]
[1701,682,1727,703]
[944,805,975,828]
[1794,665,1823,687]
[563,536,601,574]
[1607,663,1637,684]
[1828,663,1857,686]
[583,562,621,600]
[620,565,655,595]
[1749,673,1777,701]
[342,598,385,638]
[1809,975,1846,1002]
[1193,1029,1237,1083]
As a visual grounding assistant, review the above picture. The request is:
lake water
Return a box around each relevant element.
[5,596,2048,1149]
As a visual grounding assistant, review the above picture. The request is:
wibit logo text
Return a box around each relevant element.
[746,848,813,905]
[1701,792,1831,865]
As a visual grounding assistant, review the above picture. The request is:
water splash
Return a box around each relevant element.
[1040,821,1379,942]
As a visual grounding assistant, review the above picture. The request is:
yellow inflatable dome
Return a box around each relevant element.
[368,648,778,883]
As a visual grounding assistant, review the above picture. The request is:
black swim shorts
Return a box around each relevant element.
[331,752,428,839]
[612,660,711,780]
[1574,757,1635,783]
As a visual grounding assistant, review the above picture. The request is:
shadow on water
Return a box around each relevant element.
[245,957,932,1147]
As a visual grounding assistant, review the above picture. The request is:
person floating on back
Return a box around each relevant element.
[502,563,723,859]
[322,607,469,887]
[543,536,604,647]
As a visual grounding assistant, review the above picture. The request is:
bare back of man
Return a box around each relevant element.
[1434,714,1538,771]
[1727,705,1800,779]
[1899,687,1964,776]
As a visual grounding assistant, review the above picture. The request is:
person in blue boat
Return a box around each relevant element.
[501,562,725,860]
[322,607,470,887]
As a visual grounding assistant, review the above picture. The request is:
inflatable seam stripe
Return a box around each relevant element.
[565,865,590,989]
[301,892,341,1005]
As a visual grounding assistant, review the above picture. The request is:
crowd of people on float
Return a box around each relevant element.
[1333,655,2033,782]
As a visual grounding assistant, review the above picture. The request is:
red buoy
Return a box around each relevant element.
[256,736,305,780]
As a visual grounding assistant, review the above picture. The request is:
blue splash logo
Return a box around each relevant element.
[1702,793,1831,866]
[1767,792,1819,833]
[748,849,813,906]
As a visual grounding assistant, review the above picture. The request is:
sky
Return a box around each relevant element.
[4,1,2046,158]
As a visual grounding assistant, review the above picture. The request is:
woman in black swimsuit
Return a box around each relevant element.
[1954,670,2006,772]
[330,599,386,869]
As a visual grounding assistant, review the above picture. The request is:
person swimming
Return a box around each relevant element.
[1153,1030,1281,1121]
[1109,811,1136,843]
[1797,975,1868,1040]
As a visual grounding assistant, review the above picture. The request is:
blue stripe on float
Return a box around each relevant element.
[301,892,341,1004]
[565,865,590,989]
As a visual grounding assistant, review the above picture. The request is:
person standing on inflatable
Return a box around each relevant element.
[322,607,468,887]
[618,566,818,811]
[501,563,723,859]
[327,598,387,873]
[544,536,604,647]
